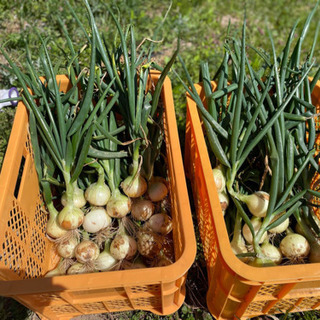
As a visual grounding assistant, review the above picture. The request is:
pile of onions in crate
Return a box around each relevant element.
[178,2,320,267]
[1,0,179,276]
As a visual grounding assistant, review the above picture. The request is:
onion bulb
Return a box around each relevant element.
[261,242,282,265]
[240,191,269,217]
[85,181,111,206]
[121,174,147,198]
[83,207,112,233]
[110,234,137,260]
[137,230,163,259]
[67,262,87,275]
[57,236,79,259]
[61,183,86,208]
[268,216,289,234]
[58,205,84,230]
[147,178,168,202]
[94,250,118,271]
[280,233,310,261]
[131,199,154,221]
[230,236,248,262]
[212,166,226,193]
[46,207,68,239]
[144,213,173,235]
[106,189,132,218]
[218,191,229,214]
[242,217,267,245]
[75,240,100,264]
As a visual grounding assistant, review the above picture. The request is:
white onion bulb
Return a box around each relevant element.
[280,233,310,260]
[58,205,84,230]
[121,174,147,198]
[261,242,282,265]
[212,166,226,193]
[94,250,118,271]
[242,217,267,245]
[137,230,163,259]
[61,185,86,208]
[241,191,269,217]
[85,181,111,206]
[83,207,112,233]
[268,216,289,234]
[106,189,132,218]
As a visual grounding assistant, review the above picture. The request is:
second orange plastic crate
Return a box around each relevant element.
[0,71,196,320]
[185,81,320,320]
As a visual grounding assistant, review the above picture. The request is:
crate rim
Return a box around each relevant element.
[186,80,320,283]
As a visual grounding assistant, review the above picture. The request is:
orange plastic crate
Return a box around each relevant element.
[185,81,320,320]
[0,71,196,320]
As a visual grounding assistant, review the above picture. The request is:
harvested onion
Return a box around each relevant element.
[147,178,168,202]
[280,233,310,262]
[144,213,173,235]
[110,234,137,260]
[83,207,112,233]
[75,240,100,264]
[131,199,154,221]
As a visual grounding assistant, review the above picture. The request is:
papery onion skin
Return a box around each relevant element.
[144,213,173,235]
[121,175,147,198]
[137,230,163,259]
[85,182,111,206]
[57,237,79,259]
[75,240,100,263]
[242,191,269,218]
[106,189,132,218]
[280,233,310,259]
[268,217,290,234]
[147,180,168,202]
[242,217,267,245]
[131,199,154,221]
[110,234,137,260]
[212,166,226,193]
[46,214,69,239]
[94,251,118,271]
[61,187,86,208]
[58,205,84,230]
[83,207,112,233]
[261,242,282,265]
[67,262,87,275]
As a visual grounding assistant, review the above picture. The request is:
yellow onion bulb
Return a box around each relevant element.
[144,213,173,235]
[147,179,168,202]
[137,230,163,259]
[83,207,112,233]
[131,199,154,221]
